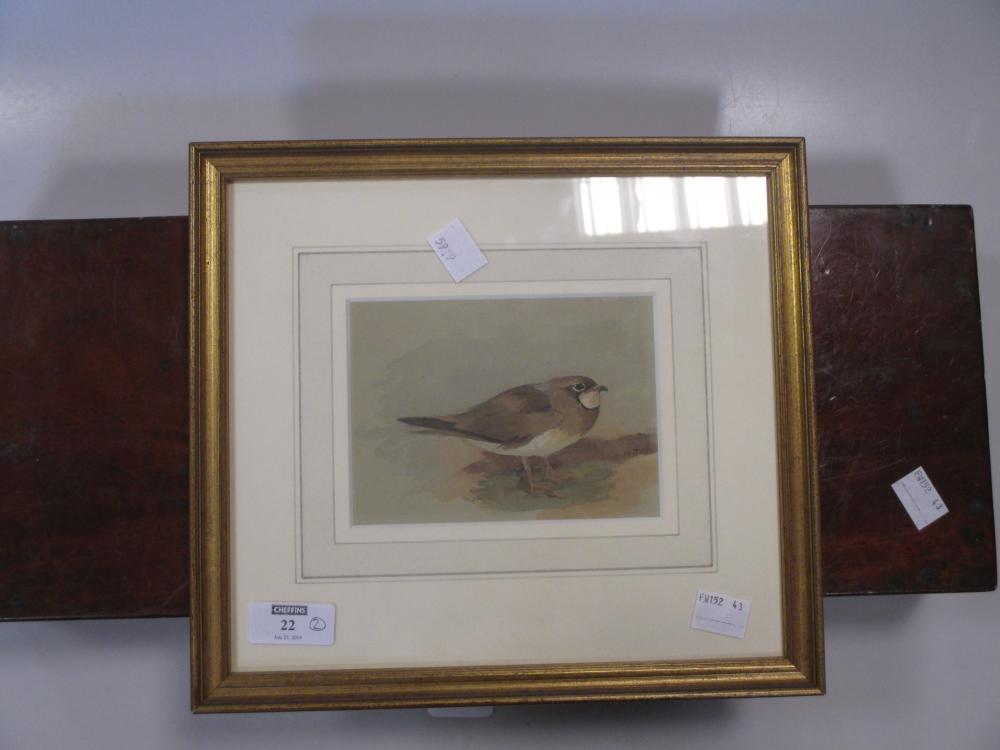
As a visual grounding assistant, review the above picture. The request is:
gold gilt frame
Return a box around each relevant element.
[190,138,823,712]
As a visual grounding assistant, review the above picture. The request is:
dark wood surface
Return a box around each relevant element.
[811,206,995,594]
[0,208,994,620]
[1,218,190,619]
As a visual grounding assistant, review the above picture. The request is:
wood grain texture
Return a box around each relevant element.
[0,218,189,619]
[811,206,995,594]
[0,207,994,620]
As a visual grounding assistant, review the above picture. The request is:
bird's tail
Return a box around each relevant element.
[397,417,499,444]
[397,416,458,432]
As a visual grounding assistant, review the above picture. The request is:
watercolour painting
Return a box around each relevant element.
[348,294,661,525]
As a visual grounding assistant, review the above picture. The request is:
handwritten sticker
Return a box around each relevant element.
[891,466,949,530]
[691,590,751,639]
[248,602,335,645]
[426,218,488,282]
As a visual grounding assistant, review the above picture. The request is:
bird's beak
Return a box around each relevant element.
[579,384,607,410]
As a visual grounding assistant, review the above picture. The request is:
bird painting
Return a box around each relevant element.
[398,376,609,493]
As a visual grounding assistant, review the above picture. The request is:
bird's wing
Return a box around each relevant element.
[451,384,562,447]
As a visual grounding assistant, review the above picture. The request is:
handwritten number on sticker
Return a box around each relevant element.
[691,590,751,639]
[426,219,488,282]
[433,237,457,262]
[698,593,726,607]
[891,466,949,530]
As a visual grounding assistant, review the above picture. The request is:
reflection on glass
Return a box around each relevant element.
[635,178,678,233]
[736,176,768,226]
[579,177,623,236]
[683,176,730,229]
[577,175,767,236]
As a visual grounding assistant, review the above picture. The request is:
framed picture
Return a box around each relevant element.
[189,137,823,711]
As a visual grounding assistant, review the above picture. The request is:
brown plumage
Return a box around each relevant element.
[399,375,608,492]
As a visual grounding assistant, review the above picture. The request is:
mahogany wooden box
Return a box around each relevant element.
[0,207,994,620]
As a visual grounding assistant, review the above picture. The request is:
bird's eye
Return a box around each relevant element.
[572,383,587,392]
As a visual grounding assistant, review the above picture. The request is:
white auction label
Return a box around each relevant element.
[690,590,751,639]
[248,602,335,645]
[426,218,488,282]
[891,466,949,530]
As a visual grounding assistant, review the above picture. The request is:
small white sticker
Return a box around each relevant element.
[426,218,488,282]
[249,602,335,646]
[892,466,949,530]
[691,590,751,639]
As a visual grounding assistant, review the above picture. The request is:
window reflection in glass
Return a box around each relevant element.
[577,175,767,236]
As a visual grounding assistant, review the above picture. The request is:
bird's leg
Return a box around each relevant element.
[542,456,554,478]
[520,456,534,493]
